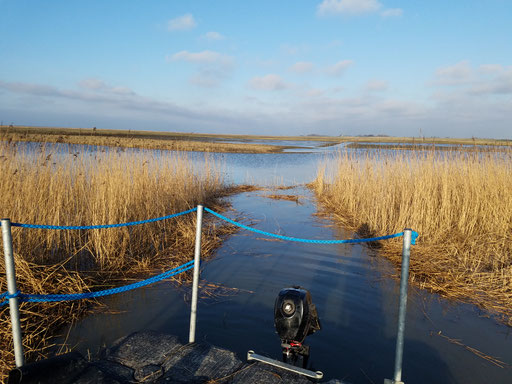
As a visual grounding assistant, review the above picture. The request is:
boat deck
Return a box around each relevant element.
[8,331,347,383]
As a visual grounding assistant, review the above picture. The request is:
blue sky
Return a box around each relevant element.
[1,1,511,138]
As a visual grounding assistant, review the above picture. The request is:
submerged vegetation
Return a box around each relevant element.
[313,149,512,324]
[0,141,229,379]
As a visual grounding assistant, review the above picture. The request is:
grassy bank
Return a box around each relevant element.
[0,142,230,380]
[312,149,512,323]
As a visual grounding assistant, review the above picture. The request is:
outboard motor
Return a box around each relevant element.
[274,286,321,368]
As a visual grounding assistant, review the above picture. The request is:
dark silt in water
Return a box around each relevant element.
[53,143,511,383]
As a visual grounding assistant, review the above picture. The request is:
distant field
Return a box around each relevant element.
[1,125,510,151]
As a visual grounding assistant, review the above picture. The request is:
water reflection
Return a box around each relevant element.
[59,188,511,383]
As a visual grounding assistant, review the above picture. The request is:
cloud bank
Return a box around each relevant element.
[1,59,511,138]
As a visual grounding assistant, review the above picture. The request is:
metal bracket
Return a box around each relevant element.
[247,350,323,380]
[384,379,404,384]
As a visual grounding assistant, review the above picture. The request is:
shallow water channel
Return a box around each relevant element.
[58,143,512,383]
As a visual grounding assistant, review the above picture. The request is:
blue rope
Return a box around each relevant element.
[204,207,419,245]
[0,261,194,306]
[0,205,419,307]
[7,207,197,230]
[411,231,419,245]
[0,290,21,305]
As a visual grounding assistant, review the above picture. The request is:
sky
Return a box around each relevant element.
[0,0,511,138]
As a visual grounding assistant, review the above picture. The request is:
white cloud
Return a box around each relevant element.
[109,86,135,95]
[202,31,225,41]
[289,62,314,74]
[317,0,382,16]
[249,74,289,91]
[381,8,403,18]
[167,14,197,31]
[79,78,107,91]
[168,50,231,64]
[1,80,141,107]
[325,60,354,76]
[78,78,135,95]
[365,80,388,91]
[470,66,512,95]
[434,61,473,85]
[479,64,503,75]
[0,79,243,130]
[290,92,425,130]
[433,60,512,100]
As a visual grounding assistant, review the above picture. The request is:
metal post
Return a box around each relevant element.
[385,228,412,384]
[2,219,25,367]
[188,205,203,343]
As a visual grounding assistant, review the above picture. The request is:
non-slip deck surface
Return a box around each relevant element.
[9,331,346,384]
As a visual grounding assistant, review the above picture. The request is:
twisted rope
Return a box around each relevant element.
[204,207,418,245]
[6,207,197,230]
[0,261,194,306]
[0,205,419,307]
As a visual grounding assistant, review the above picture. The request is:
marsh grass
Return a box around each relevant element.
[313,149,512,323]
[1,129,287,154]
[0,141,229,379]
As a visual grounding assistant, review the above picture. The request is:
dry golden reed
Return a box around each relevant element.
[313,149,512,323]
[0,141,227,380]
[2,129,287,154]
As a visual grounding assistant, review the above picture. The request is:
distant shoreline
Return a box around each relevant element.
[1,125,510,153]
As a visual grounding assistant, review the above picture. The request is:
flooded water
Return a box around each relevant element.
[52,142,511,383]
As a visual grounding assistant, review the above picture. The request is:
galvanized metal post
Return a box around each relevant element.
[385,228,412,384]
[2,219,25,367]
[188,205,203,343]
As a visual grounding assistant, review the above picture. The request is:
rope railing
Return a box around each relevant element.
[0,206,419,306]
[0,260,194,307]
[1,204,419,373]
[5,207,198,230]
[204,207,419,245]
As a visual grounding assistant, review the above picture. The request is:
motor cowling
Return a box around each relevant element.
[274,286,321,344]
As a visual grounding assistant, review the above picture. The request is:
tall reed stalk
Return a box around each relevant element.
[0,141,227,379]
[313,149,512,322]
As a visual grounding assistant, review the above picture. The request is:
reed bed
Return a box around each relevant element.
[2,131,286,154]
[313,149,512,323]
[0,141,229,380]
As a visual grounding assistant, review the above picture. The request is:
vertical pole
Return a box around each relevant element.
[391,228,412,384]
[188,205,203,343]
[2,219,25,367]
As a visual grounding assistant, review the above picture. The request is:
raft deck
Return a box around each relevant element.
[9,331,347,383]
